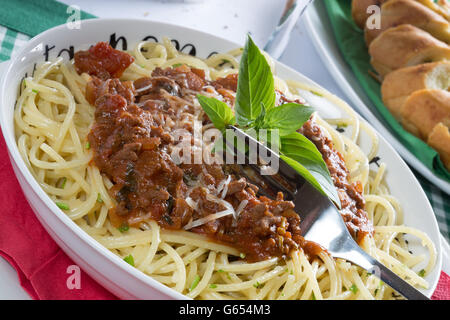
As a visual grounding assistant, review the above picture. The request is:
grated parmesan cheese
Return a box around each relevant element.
[185,196,198,211]
[235,200,248,217]
[183,208,234,230]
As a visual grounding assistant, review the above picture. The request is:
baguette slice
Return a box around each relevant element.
[369,24,450,77]
[352,0,450,29]
[381,61,450,119]
[401,89,450,140]
[428,122,450,170]
[417,0,450,21]
[365,0,450,45]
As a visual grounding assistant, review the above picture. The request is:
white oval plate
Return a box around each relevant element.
[0,18,442,299]
[303,1,450,195]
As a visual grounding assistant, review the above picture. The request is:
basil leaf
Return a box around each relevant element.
[235,35,275,126]
[263,103,314,136]
[280,132,341,207]
[258,128,281,153]
[254,102,266,129]
[197,94,235,131]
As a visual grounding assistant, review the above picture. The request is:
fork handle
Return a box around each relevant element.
[341,248,429,300]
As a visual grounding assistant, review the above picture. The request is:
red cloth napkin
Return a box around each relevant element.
[0,133,117,300]
[0,132,448,300]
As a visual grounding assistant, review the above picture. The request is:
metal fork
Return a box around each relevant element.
[225,125,429,300]
[264,0,314,59]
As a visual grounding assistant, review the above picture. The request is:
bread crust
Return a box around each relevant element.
[401,89,450,140]
[417,0,450,21]
[428,122,450,170]
[381,61,450,119]
[369,24,450,77]
[364,0,450,45]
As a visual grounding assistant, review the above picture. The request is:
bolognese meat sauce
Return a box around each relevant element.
[75,42,372,262]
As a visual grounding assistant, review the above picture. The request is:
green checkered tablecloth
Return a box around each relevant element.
[0,9,449,243]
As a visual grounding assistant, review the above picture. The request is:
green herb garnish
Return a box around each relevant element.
[197,35,340,206]
[253,281,264,289]
[262,103,315,136]
[209,284,217,289]
[197,95,235,131]
[240,252,246,259]
[234,36,275,126]
[349,284,358,294]
[118,223,129,233]
[311,292,316,300]
[418,269,426,277]
[85,141,90,149]
[96,193,103,203]
[32,89,39,94]
[280,133,338,205]
[310,90,323,97]
[189,275,201,291]
[172,63,183,68]
[123,254,134,266]
[59,177,67,189]
[56,202,69,210]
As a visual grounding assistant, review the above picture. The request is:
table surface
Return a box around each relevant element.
[0,0,353,299]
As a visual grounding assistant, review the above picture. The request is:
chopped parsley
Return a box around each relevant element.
[118,223,129,233]
[189,275,201,292]
[209,284,217,289]
[253,281,264,289]
[418,269,426,277]
[58,177,67,189]
[336,123,348,133]
[239,253,246,259]
[56,202,69,210]
[32,89,39,94]
[96,193,103,203]
[123,254,135,266]
[349,284,358,294]
[85,141,90,149]
[310,90,323,97]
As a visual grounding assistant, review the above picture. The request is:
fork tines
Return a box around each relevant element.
[224,125,304,200]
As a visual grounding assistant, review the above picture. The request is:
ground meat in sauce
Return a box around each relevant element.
[74,42,135,80]
[77,42,372,262]
[299,121,373,242]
